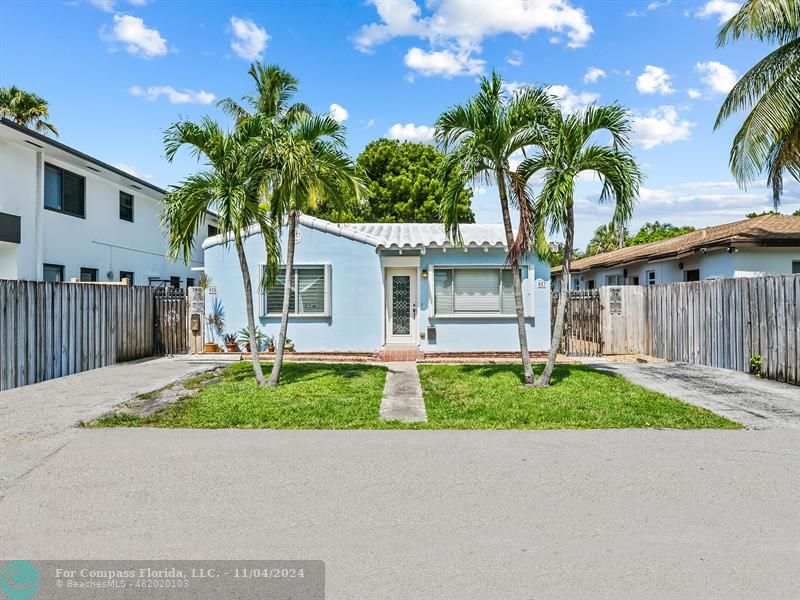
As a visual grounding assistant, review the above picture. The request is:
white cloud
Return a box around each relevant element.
[687,88,702,99]
[627,0,671,16]
[329,103,349,123]
[548,84,600,113]
[404,47,484,77]
[506,50,523,66]
[631,105,694,149]
[695,61,738,93]
[91,0,151,8]
[636,65,675,95]
[110,161,153,180]
[130,85,215,104]
[128,0,150,5]
[229,16,269,60]
[696,0,741,23]
[354,0,592,78]
[101,14,167,58]
[583,66,606,84]
[387,122,435,144]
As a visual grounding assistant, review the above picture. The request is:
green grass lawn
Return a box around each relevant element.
[93,361,738,430]
[417,364,740,429]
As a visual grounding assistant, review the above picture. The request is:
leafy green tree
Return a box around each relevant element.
[0,85,58,136]
[161,116,279,386]
[714,0,800,211]
[522,104,643,387]
[585,223,628,256]
[316,138,474,223]
[626,221,695,246]
[436,72,558,385]
[746,209,800,216]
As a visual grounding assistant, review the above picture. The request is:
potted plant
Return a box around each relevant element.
[237,326,267,353]
[266,335,275,353]
[223,332,240,353]
[285,338,295,352]
[204,298,225,353]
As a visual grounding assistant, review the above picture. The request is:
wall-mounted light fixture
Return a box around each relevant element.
[421,269,428,279]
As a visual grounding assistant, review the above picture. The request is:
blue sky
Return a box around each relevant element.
[3,0,798,247]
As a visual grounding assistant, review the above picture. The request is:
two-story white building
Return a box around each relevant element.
[0,118,215,285]
[554,215,800,290]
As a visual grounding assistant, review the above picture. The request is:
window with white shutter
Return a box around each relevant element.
[263,265,329,317]
[433,268,516,316]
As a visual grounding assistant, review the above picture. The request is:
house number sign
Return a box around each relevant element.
[609,287,622,315]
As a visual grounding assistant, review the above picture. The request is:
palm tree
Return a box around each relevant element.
[161,115,280,386]
[0,86,58,136]
[435,72,557,385]
[266,113,367,387]
[521,105,643,387]
[585,222,628,256]
[714,0,800,210]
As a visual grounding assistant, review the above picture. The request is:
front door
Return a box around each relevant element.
[385,268,417,345]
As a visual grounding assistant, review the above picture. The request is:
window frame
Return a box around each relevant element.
[80,267,98,282]
[119,191,134,222]
[792,261,800,274]
[170,276,181,288]
[43,263,64,282]
[44,163,86,219]
[208,224,219,238]
[261,264,331,318]
[605,274,624,286]
[119,271,134,285]
[186,277,195,287]
[431,265,519,319]
[646,270,656,286]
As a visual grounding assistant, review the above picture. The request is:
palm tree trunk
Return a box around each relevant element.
[235,236,267,387]
[496,170,534,385]
[267,208,297,387]
[536,203,574,387]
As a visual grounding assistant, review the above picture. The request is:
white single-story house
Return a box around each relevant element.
[202,215,552,354]
[0,118,215,285]
[554,215,800,290]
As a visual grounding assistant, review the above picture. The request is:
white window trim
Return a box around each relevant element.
[261,263,331,318]
[430,265,523,319]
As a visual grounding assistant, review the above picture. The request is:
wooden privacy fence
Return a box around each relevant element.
[641,275,799,385]
[551,290,602,357]
[0,280,153,391]
[153,287,188,355]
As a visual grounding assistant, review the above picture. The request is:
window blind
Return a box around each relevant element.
[434,268,516,315]
[44,166,61,210]
[264,266,326,316]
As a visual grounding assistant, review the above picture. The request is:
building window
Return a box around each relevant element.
[120,271,134,285]
[43,263,64,282]
[148,277,161,287]
[587,280,595,290]
[170,276,181,288]
[632,276,640,286]
[80,268,98,282]
[44,163,85,218]
[572,279,580,290]
[646,270,656,285]
[605,274,624,286]
[186,277,195,287]
[433,268,515,316]
[119,191,134,222]
[263,265,329,316]
[685,269,700,282]
[793,261,800,274]
[208,224,219,237]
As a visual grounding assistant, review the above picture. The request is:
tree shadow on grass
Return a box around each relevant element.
[223,362,383,387]
[429,363,622,387]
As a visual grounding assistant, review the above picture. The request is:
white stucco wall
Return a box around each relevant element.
[0,131,211,284]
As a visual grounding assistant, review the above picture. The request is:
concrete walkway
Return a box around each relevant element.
[1,428,798,599]
[0,357,222,491]
[587,360,800,429]
[379,362,427,422]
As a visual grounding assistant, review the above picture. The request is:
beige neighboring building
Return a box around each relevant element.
[553,215,800,290]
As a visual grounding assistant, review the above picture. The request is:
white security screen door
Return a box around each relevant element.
[385,269,417,344]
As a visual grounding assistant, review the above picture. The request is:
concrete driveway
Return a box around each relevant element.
[587,361,800,429]
[0,357,222,489]
[1,428,798,599]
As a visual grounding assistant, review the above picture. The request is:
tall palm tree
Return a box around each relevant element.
[216,63,312,361]
[585,222,628,256]
[435,72,557,385]
[0,86,58,136]
[715,0,800,210]
[161,115,280,387]
[266,113,367,387]
[521,105,643,387]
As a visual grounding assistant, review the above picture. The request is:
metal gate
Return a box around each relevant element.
[551,290,602,356]
[153,287,188,355]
